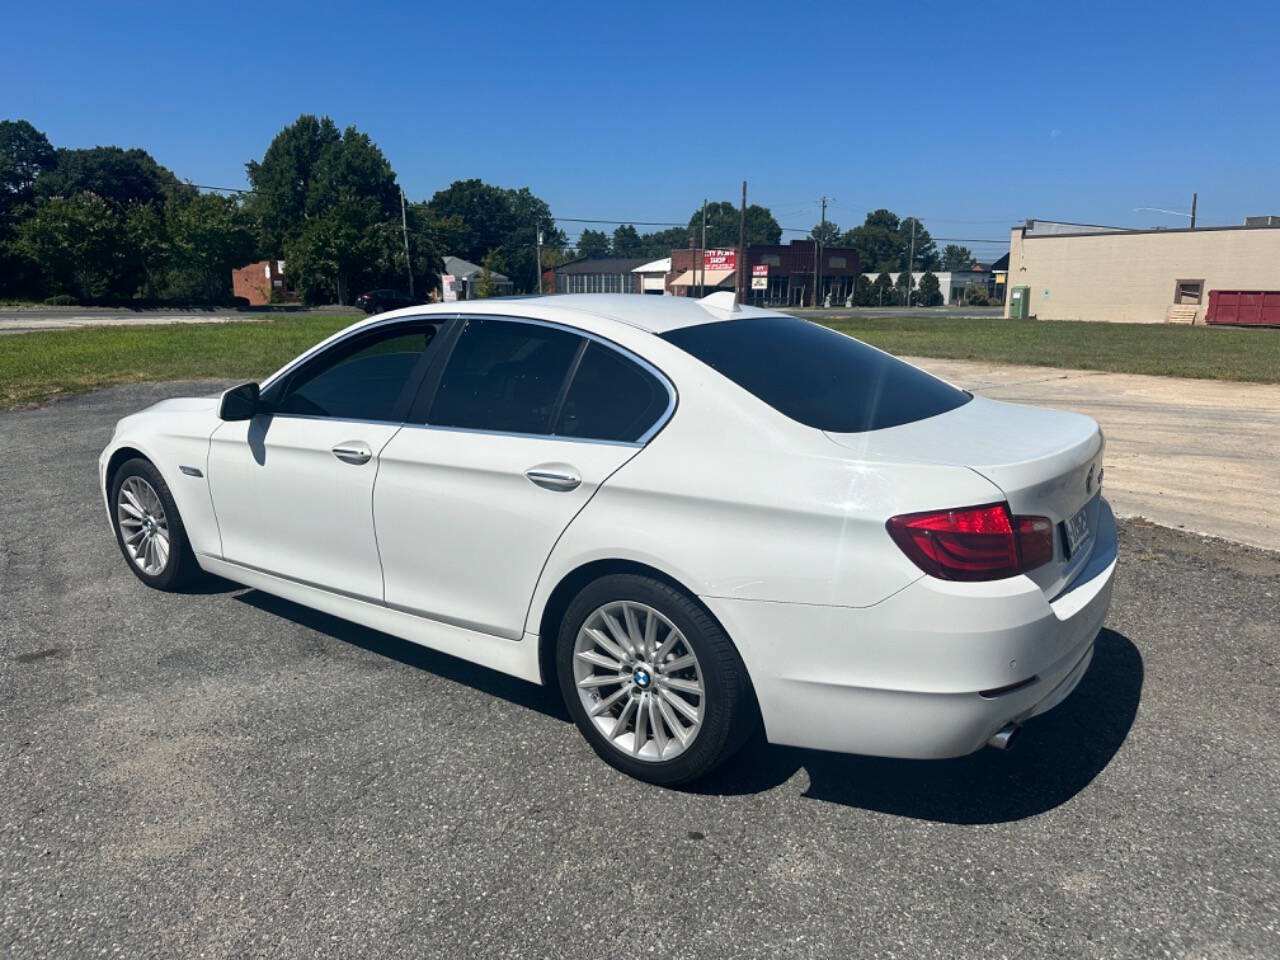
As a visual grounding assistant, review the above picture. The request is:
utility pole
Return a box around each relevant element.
[400,188,414,298]
[813,195,831,308]
[1190,192,1197,230]
[699,198,707,297]
[535,226,543,294]
[905,217,916,307]
[737,180,747,303]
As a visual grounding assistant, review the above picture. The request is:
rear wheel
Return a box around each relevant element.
[110,458,199,591]
[557,574,756,786]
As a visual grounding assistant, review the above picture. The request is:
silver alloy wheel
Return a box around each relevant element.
[116,476,171,576]
[573,600,705,762]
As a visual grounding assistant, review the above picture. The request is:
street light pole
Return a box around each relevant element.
[535,226,543,294]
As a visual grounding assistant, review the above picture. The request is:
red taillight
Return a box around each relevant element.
[886,503,1054,581]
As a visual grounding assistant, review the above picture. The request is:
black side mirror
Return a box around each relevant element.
[218,381,263,421]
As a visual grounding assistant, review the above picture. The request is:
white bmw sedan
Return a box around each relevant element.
[100,293,1116,785]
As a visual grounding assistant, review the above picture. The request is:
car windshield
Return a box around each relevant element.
[661,315,971,432]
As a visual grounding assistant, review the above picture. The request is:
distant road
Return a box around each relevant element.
[0,304,355,335]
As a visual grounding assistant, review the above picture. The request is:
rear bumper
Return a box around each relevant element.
[703,498,1118,759]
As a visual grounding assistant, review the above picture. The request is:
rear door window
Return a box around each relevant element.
[661,315,970,432]
[554,343,669,442]
[427,318,582,435]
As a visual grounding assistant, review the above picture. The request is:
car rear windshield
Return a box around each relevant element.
[661,315,971,432]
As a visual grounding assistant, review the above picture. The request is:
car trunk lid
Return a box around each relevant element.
[825,395,1105,597]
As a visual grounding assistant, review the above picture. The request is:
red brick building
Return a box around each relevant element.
[667,240,860,306]
[231,260,296,305]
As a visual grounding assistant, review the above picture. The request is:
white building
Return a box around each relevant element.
[631,257,671,295]
[860,270,992,305]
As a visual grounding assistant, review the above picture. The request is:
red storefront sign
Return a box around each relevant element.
[704,248,736,271]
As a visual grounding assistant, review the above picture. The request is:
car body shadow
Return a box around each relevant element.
[233,589,569,722]
[694,628,1142,824]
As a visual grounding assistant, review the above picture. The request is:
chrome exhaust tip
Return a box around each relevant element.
[988,722,1021,751]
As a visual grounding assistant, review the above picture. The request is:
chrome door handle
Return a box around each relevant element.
[332,442,373,465]
[525,467,581,492]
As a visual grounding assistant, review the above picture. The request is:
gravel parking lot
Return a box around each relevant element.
[3,382,1278,959]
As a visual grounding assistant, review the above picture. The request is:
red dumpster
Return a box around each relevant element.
[1205,290,1280,327]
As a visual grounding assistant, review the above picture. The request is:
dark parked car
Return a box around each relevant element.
[355,289,422,314]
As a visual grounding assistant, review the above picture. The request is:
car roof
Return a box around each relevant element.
[364,293,782,336]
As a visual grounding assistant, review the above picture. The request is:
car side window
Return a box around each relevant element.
[274,322,441,421]
[554,342,669,442]
[426,318,582,435]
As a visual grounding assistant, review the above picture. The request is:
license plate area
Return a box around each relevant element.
[1061,502,1092,558]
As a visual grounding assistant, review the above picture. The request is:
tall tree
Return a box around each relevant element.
[688,201,781,248]
[496,187,561,292]
[900,216,938,270]
[941,244,973,271]
[0,120,55,211]
[575,229,610,259]
[425,178,516,265]
[810,220,841,246]
[245,115,341,255]
[612,223,643,257]
[36,146,193,210]
[842,209,901,272]
[636,226,691,258]
[842,209,938,271]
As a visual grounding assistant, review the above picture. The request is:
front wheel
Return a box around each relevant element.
[110,458,199,591]
[556,574,757,786]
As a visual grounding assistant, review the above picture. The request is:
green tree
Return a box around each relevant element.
[0,120,55,211]
[853,273,874,307]
[964,283,989,305]
[612,223,644,257]
[245,115,341,255]
[18,193,125,301]
[425,178,517,264]
[476,249,502,298]
[842,209,901,272]
[575,228,610,259]
[941,244,973,271]
[688,201,781,248]
[901,217,938,270]
[636,226,691,258]
[162,193,257,302]
[36,146,192,210]
[810,220,841,246]
[495,187,561,292]
[917,270,943,306]
[895,269,915,306]
[872,270,895,306]
[842,210,939,272]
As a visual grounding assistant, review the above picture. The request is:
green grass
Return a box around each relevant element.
[0,315,357,409]
[821,316,1280,384]
[1,312,1278,412]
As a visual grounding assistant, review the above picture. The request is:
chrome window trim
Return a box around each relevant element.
[256,310,678,446]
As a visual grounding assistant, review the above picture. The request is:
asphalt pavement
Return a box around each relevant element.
[2,381,1278,959]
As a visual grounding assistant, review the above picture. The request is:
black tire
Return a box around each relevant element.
[556,574,758,786]
[109,457,200,591]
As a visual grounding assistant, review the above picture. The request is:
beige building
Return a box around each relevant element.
[1005,219,1280,323]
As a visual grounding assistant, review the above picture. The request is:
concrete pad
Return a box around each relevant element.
[905,356,1280,553]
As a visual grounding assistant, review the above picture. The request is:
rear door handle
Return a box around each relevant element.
[525,466,581,492]
[332,441,373,465]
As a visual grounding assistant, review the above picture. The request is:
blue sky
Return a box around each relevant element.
[5,0,1276,258]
